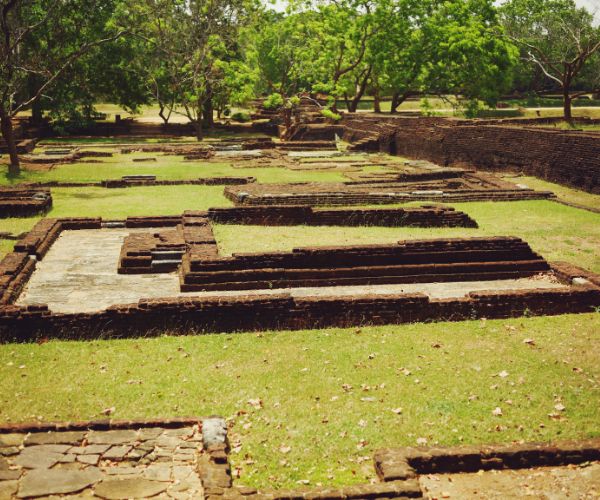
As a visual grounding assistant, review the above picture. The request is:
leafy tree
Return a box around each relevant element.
[372,0,517,114]
[246,11,312,96]
[501,0,600,121]
[0,0,126,174]
[131,0,258,139]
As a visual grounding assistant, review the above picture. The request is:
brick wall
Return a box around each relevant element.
[343,116,600,194]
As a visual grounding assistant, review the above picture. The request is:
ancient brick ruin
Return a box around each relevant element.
[180,236,550,292]
[2,417,596,499]
[1,214,599,339]
[224,171,554,206]
[342,115,600,194]
[0,187,52,218]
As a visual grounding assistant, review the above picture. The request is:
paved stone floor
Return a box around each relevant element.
[420,462,600,499]
[0,425,205,499]
[17,228,567,314]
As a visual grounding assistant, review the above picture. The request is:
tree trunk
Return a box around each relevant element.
[390,92,400,113]
[28,75,43,125]
[158,103,170,124]
[203,97,214,129]
[390,90,413,113]
[0,106,20,175]
[193,120,203,141]
[373,89,381,113]
[348,68,371,113]
[563,89,573,123]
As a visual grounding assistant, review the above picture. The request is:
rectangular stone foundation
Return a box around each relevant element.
[180,237,550,292]
[224,172,555,206]
[2,216,599,340]
[0,187,52,218]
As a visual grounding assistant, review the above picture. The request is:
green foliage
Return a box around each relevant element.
[231,111,251,122]
[419,98,439,117]
[320,108,342,121]
[263,93,284,110]
[501,0,600,118]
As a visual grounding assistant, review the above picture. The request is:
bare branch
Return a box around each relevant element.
[12,30,128,115]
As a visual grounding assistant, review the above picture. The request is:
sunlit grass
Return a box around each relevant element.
[214,200,600,273]
[0,313,598,488]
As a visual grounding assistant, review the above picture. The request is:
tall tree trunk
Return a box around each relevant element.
[203,97,214,129]
[193,120,203,141]
[31,98,43,125]
[28,75,43,125]
[390,92,401,114]
[348,67,371,113]
[0,106,20,175]
[563,88,573,123]
[373,89,381,113]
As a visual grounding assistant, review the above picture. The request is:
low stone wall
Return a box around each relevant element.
[343,115,600,194]
[375,438,600,480]
[3,216,600,340]
[0,187,52,218]
[100,176,255,188]
[205,205,478,227]
[2,284,600,340]
[181,237,550,292]
[224,176,554,206]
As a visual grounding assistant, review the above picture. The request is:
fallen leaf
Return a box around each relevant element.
[247,398,263,409]
[101,406,115,416]
[492,407,503,416]
[391,407,403,414]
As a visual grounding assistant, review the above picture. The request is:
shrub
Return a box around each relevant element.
[320,108,342,122]
[263,93,284,110]
[231,111,251,122]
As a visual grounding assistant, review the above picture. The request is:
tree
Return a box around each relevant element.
[246,11,311,97]
[371,0,517,115]
[131,0,258,140]
[288,0,375,112]
[0,0,127,175]
[501,0,600,121]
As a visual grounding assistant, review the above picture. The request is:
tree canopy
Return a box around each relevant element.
[2,0,600,171]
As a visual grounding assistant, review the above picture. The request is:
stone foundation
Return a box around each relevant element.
[343,115,600,194]
[0,188,52,218]
[1,216,599,339]
[180,237,550,292]
[224,171,554,206]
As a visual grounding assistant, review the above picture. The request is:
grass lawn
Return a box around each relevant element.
[214,200,600,273]
[0,313,598,488]
[0,153,349,185]
[0,185,231,251]
[504,175,600,211]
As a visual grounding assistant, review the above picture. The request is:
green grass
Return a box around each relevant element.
[504,176,600,211]
[214,200,600,273]
[0,152,349,185]
[0,313,598,488]
[0,239,14,255]
[47,186,231,218]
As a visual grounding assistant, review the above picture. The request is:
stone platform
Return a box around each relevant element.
[2,216,600,339]
[0,417,228,499]
[0,188,52,218]
[3,417,597,499]
[224,171,555,206]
